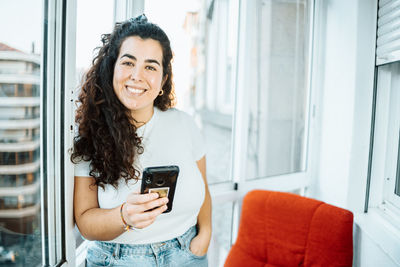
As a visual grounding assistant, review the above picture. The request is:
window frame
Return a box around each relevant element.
[360,20,400,265]
[369,62,400,214]
[64,0,78,265]
[212,0,316,253]
[41,0,76,265]
[381,63,400,208]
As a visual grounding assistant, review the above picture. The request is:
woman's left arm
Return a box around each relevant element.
[190,155,212,256]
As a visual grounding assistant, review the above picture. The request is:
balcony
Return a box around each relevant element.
[0,51,40,65]
[0,73,40,85]
[0,160,40,175]
[0,118,40,129]
[0,140,40,152]
[0,181,40,197]
[0,203,40,218]
[0,97,40,107]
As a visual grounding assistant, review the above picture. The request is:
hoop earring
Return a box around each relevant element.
[158,89,164,96]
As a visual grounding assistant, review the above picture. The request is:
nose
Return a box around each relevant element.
[130,66,144,81]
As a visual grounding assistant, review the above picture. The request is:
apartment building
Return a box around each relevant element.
[0,42,41,236]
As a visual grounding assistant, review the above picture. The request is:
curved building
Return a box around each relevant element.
[0,42,40,235]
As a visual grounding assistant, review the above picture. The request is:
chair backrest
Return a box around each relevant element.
[224,190,353,267]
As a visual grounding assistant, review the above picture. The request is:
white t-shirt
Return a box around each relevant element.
[74,107,206,244]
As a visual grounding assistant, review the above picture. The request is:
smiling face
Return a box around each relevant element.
[113,36,166,123]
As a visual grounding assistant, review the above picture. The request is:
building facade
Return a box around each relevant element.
[0,42,40,236]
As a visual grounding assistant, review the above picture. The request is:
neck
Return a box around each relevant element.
[131,105,154,128]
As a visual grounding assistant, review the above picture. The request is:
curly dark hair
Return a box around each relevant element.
[71,15,175,189]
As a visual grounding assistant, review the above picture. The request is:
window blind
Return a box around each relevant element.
[377,0,400,65]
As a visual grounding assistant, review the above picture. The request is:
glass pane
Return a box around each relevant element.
[74,0,114,249]
[376,62,400,205]
[0,0,42,265]
[147,0,239,185]
[382,62,400,197]
[209,202,233,267]
[247,0,312,179]
[200,0,238,184]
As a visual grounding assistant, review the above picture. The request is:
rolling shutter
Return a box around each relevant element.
[376,0,400,65]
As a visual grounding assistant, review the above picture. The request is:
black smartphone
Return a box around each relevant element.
[140,165,179,213]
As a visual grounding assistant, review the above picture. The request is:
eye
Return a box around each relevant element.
[122,61,134,67]
[146,65,157,71]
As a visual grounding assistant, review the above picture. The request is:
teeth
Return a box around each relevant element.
[126,86,145,94]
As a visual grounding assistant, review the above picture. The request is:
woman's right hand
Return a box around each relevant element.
[122,192,168,229]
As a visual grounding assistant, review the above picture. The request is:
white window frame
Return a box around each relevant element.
[380,63,400,209]
[368,62,400,221]
[361,33,400,267]
[209,0,316,260]
[64,0,78,266]
[41,0,77,266]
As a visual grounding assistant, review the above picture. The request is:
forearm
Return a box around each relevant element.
[188,186,212,256]
[197,186,212,239]
[76,205,125,241]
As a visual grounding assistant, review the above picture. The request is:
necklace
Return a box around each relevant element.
[137,107,156,139]
[138,121,148,139]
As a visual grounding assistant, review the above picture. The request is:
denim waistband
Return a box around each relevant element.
[93,225,197,258]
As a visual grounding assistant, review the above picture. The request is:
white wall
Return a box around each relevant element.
[312,0,358,209]
[311,0,376,211]
[312,0,377,210]
[310,0,399,266]
[354,223,399,267]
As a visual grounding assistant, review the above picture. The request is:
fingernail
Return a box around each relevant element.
[164,198,169,204]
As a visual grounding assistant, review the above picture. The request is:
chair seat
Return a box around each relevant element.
[224,190,353,267]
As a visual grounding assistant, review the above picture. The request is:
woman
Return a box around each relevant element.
[71,15,212,267]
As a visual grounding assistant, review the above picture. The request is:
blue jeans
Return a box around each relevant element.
[86,225,208,267]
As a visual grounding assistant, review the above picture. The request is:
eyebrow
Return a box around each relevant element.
[120,53,161,66]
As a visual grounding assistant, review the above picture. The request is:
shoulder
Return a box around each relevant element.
[157,108,195,124]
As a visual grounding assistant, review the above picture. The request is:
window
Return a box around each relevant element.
[369,0,400,219]
[72,0,115,253]
[0,0,77,265]
[144,1,242,264]
[0,173,38,187]
[245,0,311,180]
[374,62,400,210]
[0,0,42,265]
[194,0,239,185]
[169,0,314,264]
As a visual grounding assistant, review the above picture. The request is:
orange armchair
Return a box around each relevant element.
[224,190,353,267]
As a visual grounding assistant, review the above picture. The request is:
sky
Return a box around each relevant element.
[0,0,42,53]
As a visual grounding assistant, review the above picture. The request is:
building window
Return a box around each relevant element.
[0,150,37,165]
[0,173,38,187]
